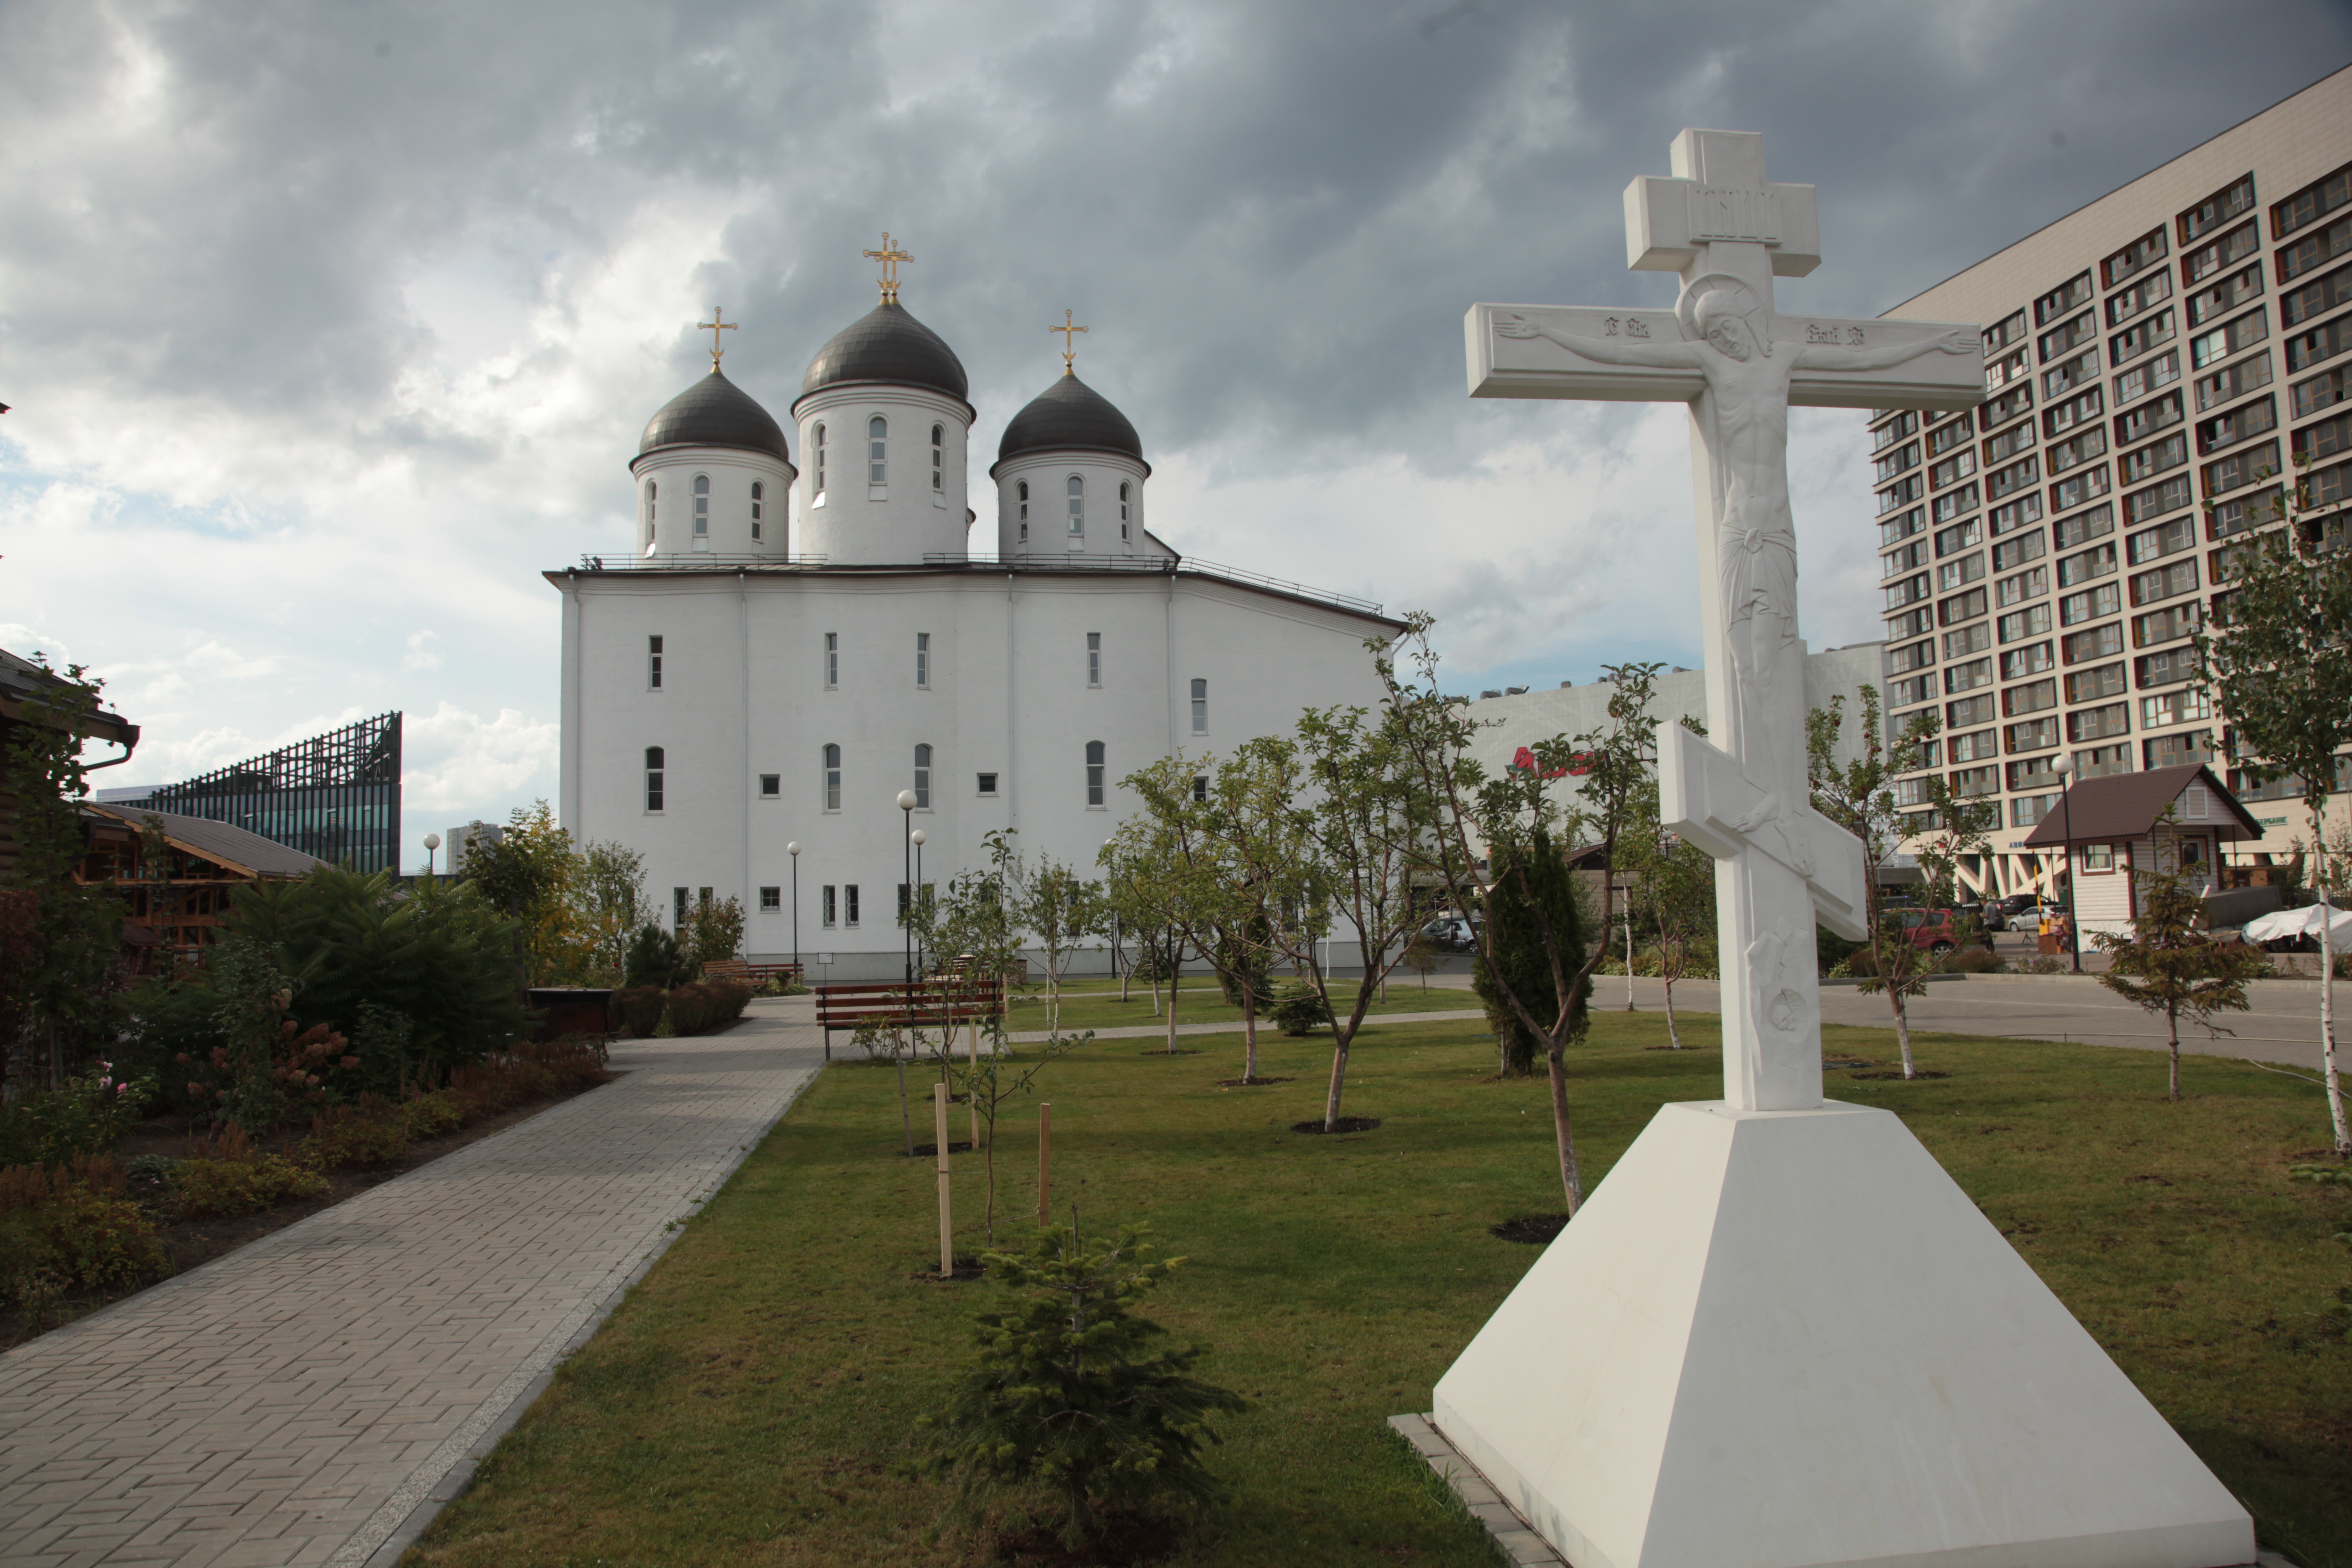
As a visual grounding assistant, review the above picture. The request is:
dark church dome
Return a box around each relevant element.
[637,368,792,462]
[995,374,1145,469]
[800,301,970,403]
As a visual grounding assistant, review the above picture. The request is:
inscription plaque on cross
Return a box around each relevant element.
[1464,128,1984,1111]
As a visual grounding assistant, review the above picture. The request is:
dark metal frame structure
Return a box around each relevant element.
[144,712,402,874]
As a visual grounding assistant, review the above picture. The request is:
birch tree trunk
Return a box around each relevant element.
[2317,816,2349,1152]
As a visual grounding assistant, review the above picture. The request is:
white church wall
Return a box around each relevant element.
[991,450,1149,557]
[626,446,794,559]
[792,386,972,564]
[557,565,1397,979]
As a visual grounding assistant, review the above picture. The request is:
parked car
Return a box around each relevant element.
[1419,916,1482,953]
[1979,892,2065,931]
[1893,908,1961,957]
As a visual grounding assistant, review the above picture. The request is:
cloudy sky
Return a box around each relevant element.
[5,0,2348,869]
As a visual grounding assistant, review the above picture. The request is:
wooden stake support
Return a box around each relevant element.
[933,1082,953,1277]
[1037,1102,1052,1227]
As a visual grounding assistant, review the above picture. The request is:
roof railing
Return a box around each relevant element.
[575,552,830,570]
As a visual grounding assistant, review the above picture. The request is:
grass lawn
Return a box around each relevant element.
[409,1015,2352,1568]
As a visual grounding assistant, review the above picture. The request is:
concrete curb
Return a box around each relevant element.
[1387,1415,2302,1568]
[353,1058,824,1568]
[1387,1413,1565,1566]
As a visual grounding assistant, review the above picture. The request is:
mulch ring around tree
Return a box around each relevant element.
[984,1504,1183,1566]
[901,1141,975,1157]
[1290,1117,1382,1135]
[1212,1076,1293,1088]
[1847,1069,1953,1080]
[1491,1213,1571,1245]
[909,1251,990,1284]
[1135,1048,1203,1057]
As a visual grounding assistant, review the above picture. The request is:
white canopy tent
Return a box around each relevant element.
[2241,903,2352,944]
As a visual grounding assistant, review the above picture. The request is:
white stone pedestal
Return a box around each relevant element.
[1431,1101,2254,1568]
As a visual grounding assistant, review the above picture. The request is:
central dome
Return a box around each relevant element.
[800,301,969,402]
[996,374,1145,466]
[637,367,791,461]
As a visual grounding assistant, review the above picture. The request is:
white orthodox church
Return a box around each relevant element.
[549,261,1400,977]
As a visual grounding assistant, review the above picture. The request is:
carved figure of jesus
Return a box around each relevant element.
[1499,279,1972,865]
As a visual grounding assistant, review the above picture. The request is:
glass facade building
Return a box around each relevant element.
[140,712,403,874]
[1867,69,2352,898]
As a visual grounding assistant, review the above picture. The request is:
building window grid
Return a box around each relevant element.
[648,634,663,690]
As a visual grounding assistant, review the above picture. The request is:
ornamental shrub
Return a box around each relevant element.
[663,983,715,1036]
[172,1126,328,1220]
[126,869,527,1095]
[1471,826,1591,1077]
[611,986,666,1037]
[622,924,695,990]
[300,1099,410,1168]
[0,1063,155,1168]
[0,1155,168,1307]
[1268,983,1333,1037]
[910,1221,1249,1549]
[398,1091,466,1141]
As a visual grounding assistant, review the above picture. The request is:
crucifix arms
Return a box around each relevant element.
[1495,312,1699,369]
[1795,328,1975,371]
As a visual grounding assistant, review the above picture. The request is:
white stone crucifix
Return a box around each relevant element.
[1465,128,1984,1111]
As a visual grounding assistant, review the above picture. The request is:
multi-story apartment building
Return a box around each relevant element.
[1869,66,2352,899]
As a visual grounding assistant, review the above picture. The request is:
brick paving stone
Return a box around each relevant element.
[0,1003,821,1567]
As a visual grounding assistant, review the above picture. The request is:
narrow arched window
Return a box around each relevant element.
[1085,740,1106,806]
[868,416,887,485]
[644,481,658,548]
[813,424,827,496]
[692,474,710,536]
[645,746,665,812]
[750,480,764,541]
[1066,475,1084,537]
[931,424,944,492]
[914,743,932,808]
[823,743,842,811]
[1017,479,1030,541]
[1191,678,1207,735]
[1119,481,1131,540]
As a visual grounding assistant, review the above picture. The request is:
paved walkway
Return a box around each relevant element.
[0,1000,825,1568]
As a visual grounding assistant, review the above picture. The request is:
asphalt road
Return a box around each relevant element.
[1403,963,2343,1078]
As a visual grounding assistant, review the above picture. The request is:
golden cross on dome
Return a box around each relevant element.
[1049,309,1088,375]
[697,307,737,369]
[863,232,912,303]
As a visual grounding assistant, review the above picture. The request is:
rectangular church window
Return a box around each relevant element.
[649,635,663,689]
[823,886,836,927]
[760,886,780,911]
[976,772,998,796]
[845,885,861,927]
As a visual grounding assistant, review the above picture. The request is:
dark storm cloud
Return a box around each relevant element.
[4,0,2347,483]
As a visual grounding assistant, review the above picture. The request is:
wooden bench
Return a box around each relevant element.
[701,959,805,986]
[813,978,1004,1060]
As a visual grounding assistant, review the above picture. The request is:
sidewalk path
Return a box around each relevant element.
[1006,1008,1485,1045]
[0,1000,825,1568]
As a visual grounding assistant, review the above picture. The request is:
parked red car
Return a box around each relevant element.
[1893,908,1961,957]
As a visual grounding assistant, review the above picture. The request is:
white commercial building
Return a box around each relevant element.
[551,271,1399,977]
[1871,66,2352,899]
[1460,644,1890,802]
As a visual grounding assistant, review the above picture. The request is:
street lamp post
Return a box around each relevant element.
[897,790,918,986]
[910,828,926,974]
[423,832,440,879]
[787,841,802,980]
[2053,754,2081,973]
